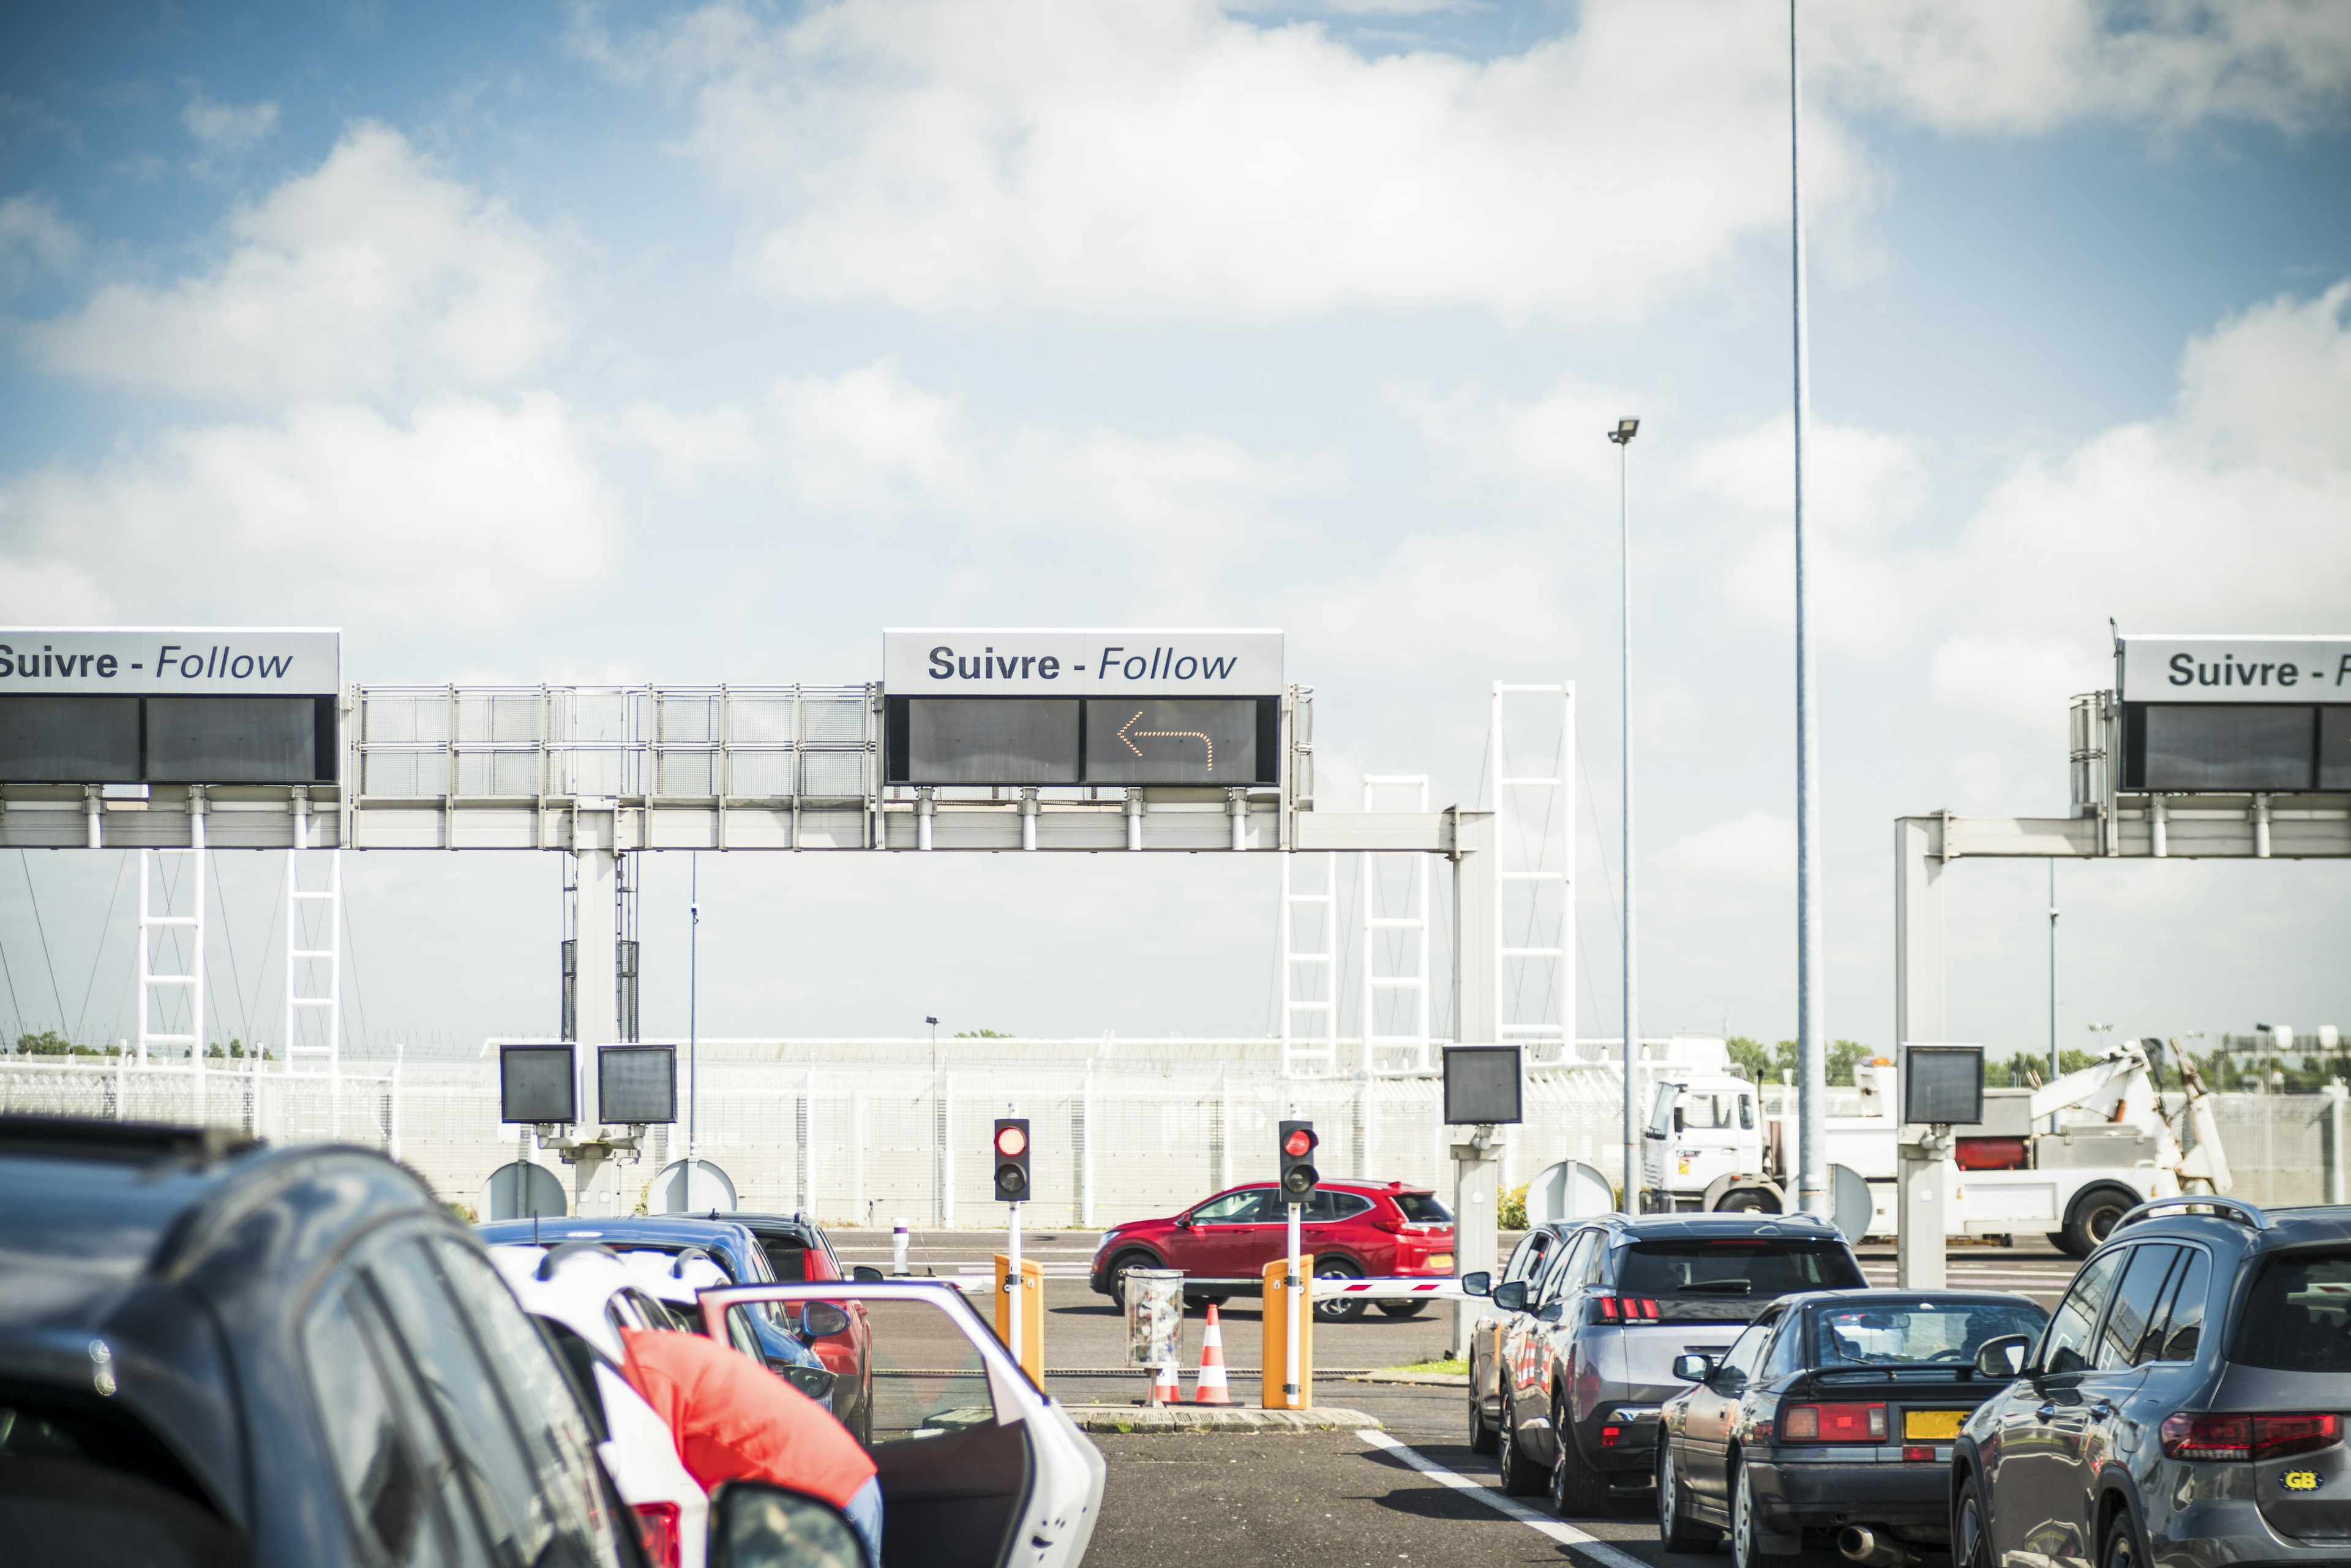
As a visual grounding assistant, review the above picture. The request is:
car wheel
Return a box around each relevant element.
[1312,1259,1367,1321]
[1467,1374,1498,1455]
[1548,1391,1613,1518]
[2061,1186,2137,1259]
[1375,1300,1427,1319]
[1730,1464,1794,1568]
[1715,1188,1779,1215]
[1108,1250,1158,1304]
[1656,1436,1717,1551]
[1954,1470,1994,1568]
[2101,1508,2147,1568]
[1495,1403,1543,1496]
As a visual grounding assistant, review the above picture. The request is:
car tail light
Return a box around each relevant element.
[2162,1412,2341,1462]
[633,1502,682,1568]
[1600,1423,1622,1447]
[1588,1295,1660,1324]
[1903,1446,1934,1463]
[1781,1403,1886,1442]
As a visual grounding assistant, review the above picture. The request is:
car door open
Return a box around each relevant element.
[692,1280,1105,1568]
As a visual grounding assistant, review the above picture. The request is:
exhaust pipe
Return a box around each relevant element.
[1838,1526,1903,1567]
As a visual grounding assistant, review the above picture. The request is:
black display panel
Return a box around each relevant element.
[147,696,332,783]
[1442,1045,1524,1125]
[2321,707,2351,791]
[898,697,1080,785]
[2123,703,2318,792]
[598,1043,677,1124]
[0,697,141,781]
[1903,1045,1983,1126]
[500,1043,576,1124]
[1082,698,1265,786]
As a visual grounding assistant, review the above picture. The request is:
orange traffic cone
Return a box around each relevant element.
[1191,1302,1231,1405]
[1151,1359,1182,1406]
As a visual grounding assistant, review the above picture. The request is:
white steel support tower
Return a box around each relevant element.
[1488,683,1575,1063]
[1360,774,1432,1076]
[283,847,344,1100]
[1278,850,1338,1076]
[137,835,206,1114]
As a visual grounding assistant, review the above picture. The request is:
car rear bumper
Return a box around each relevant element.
[1748,1458,1954,1537]
[2151,1500,2351,1567]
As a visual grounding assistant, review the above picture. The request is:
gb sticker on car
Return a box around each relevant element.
[2284,1471,2320,1492]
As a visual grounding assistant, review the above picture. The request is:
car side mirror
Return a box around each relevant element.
[1671,1352,1714,1381]
[1460,1271,1491,1298]
[799,1302,853,1339]
[710,1479,871,1568]
[1493,1280,1529,1313]
[777,1364,837,1404]
[1975,1334,2031,1379]
[1535,1300,1564,1324]
[1175,1215,1194,1229]
[850,1264,885,1282]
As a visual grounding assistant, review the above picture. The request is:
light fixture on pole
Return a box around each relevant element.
[1608,415,1640,1214]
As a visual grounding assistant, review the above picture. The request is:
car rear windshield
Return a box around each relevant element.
[1618,1239,1864,1317]
[2232,1253,2351,1371]
[1808,1299,2047,1368]
[1393,1193,1452,1225]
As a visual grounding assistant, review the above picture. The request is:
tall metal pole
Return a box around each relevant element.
[687,853,699,1205]
[1610,419,1641,1212]
[2048,861,2060,1099]
[1791,0,1829,1217]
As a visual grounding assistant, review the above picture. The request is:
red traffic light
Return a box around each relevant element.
[996,1124,1029,1158]
[1283,1128,1316,1158]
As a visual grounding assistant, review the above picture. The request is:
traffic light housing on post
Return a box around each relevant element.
[994,1118,1031,1202]
[1279,1120,1319,1202]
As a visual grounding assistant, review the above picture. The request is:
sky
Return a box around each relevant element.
[1,0,2348,1061]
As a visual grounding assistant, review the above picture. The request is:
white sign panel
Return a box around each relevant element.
[0,628,340,695]
[2121,636,2351,702]
[885,628,1282,696]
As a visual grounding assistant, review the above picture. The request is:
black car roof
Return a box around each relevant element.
[1592,1213,1848,1242]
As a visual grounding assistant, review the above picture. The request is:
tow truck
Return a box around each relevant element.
[1639,1038,2231,1257]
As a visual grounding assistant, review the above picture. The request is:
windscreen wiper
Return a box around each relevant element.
[1677,1280,1753,1296]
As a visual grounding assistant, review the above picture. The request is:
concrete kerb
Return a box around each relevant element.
[1343,1370,1468,1387]
[1059,1404,1384,1434]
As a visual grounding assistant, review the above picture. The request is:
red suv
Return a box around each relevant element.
[1090,1180,1455,1321]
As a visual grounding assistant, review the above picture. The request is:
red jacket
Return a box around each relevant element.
[618,1327,876,1510]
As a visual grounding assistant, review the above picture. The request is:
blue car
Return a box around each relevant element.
[475,1214,826,1375]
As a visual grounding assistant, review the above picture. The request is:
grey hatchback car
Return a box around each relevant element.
[1954,1195,2351,1568]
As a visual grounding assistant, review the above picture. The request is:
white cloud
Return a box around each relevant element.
[1809,0,2351,137]
[590,0,2349,322]
[26,124,566,402]
[0,555,107,621]
[1687,413,1932,658]
[182,91,279,156]
[1929,281,2351,729]
[1286,530,1578,672]
[1657,809,1794,893]
[0,193,81,293]
[2,394,617,623]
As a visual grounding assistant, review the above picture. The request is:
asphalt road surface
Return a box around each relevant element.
[826,1227,2088,1568]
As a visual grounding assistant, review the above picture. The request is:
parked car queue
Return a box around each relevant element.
[0,1113,1106,1568]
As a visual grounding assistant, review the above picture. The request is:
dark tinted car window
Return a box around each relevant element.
[1616,1238,1863,1316]
[2040,1248,2124,1375]
[1393,1193,1452,1224]
[304,1279,474,1566]
[2232,1252,2351,1371]
[2147,1249,2209,1362]
[1193,1188,1272,1223]
[761,1240,811,1281]
[1810,1299,2049,1368]
[2095,1245,2181,1370]
[1504,1232,1552,1284]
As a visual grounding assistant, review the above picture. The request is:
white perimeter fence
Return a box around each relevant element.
[3,1044,2341,1226]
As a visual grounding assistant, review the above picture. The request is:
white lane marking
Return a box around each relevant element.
[1355,1429,1650,1568]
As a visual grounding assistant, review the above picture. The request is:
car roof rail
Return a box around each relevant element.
[534,1239,622,1280]
[2113,1195,2270,1234]
[671,1245,718,1278]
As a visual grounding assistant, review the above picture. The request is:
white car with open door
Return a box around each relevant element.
[489,1242,713,1568]
[692,1279,1108,1568]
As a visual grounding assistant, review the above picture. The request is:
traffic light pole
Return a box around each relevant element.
[1284,1199,1303,1405]
[1007,1199,1023,1362]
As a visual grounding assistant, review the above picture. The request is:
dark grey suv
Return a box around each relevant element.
[1466,1212,1865,1515]
[1954,1195,2351,1568]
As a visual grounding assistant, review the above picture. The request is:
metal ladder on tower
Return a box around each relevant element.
[1489,682,1575,1065]
[137,836,206,1119]
[283,831,343,1130]
[1278,850,1338,1076]
[1360,773,1431,1076]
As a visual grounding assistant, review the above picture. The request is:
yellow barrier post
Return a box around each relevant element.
[993,1253,1044,1382]
[1259,1253,1313,1409]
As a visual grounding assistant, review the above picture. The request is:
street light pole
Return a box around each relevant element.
[927,1016,942,1227]
[687,853,699,1209]
[1790,0,1829,1217]
[1610,416,1641,1213]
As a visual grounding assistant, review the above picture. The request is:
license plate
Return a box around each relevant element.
[1904,1409,1968,1441]
[1430,1255,1454,1270]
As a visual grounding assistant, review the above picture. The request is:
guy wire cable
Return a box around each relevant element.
[19,850,67,1034]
